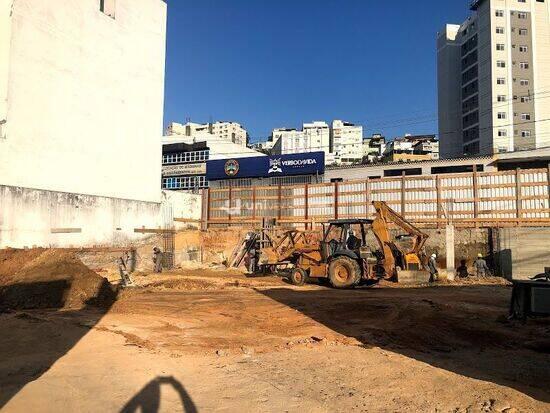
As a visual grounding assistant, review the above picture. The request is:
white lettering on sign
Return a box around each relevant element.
[281,159,317,167]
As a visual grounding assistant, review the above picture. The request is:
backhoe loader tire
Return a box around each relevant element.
[328,257,361,289]
[289,268,307,286]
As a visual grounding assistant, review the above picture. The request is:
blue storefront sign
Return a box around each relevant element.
[207,152,325,180]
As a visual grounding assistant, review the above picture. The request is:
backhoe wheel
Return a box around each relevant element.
[289,268,307,286]
[328,257,361,289]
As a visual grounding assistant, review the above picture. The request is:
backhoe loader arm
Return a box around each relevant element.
[372,201,428,254]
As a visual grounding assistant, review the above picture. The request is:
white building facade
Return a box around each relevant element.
[166,121,248,146]
[0,0,167,202]
[0,0,169,248]
[331,120,363,165]
[438,0,550,158]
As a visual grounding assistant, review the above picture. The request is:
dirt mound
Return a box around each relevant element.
[0,249,116,310]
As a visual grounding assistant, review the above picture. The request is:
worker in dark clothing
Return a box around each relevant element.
[428,253,439,283]
[473,253,490,277]
[456,259,469,278]
[247,239,258,274]
[346,229,361,250]
[153,247,163,273]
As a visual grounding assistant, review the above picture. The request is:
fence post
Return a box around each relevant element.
[252,187,257,222]
[547,163,550,219]
[401,172,406,218]
[334,181,339,220]
[365,178,371,219]
[228,182,232,223]
[277,184,282,221]
[304,184,309,230]
[516,168,522,225]
[436,175,442,229]
[473,166,479,228]
[205,188,210,231]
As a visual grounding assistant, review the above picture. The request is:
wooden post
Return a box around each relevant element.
[436,175,442,229]
[401,172,406,218]
[252,187,257,221]
[228,182,232,222]
[304,184,309,230]
[473,166,479,228]
[277,184,282,221]
[547,163,550,219]
[334,181,339,219]
[205,188,211,231]
[365,178,371,219]
[516,168,522,225]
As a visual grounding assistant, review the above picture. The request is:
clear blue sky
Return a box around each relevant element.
[163,0,470,142]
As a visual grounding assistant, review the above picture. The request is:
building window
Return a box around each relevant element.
[162,176,208,190]
[498,112,507,119]
[520,62,529,69]
[521,131,532,137]
[100,0,116,18]
[496,44,505,51]
[518,12,528,19]
[496,27,505,34]
[496,10,504,17]
[520,79,530,86]
[519,45,528,52]
[497,60,506,68]
[521,113,531,120]
[498,129,507,137]
[497,77,506,85]
[519,29,528,35]
[497,95,507,102]
[520,96,531,103]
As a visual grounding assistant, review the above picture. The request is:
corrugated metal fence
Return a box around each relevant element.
[206,167,550,228]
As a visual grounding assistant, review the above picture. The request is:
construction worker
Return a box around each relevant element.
[247,239,258,274]
[456,259,469,279]
[473,253,490,277]
[428,253,439,283]
[346,228,362,250]
[153,247,163,273]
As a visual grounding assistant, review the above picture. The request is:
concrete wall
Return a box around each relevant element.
[0,185,202,249]
[0,0,167,202]
[494,227,550,280]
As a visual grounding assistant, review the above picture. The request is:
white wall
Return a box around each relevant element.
[0,185,202,248]
[0,0,167,203]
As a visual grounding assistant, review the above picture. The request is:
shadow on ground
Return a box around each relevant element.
[0,280,117,408]
[259,285,550,402]
[120,376,197,413]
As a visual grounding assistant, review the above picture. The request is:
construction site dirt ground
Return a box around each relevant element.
[1,256,550,412]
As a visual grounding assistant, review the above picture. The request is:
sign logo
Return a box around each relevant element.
[224,159,240,176]
[268,158,283,174]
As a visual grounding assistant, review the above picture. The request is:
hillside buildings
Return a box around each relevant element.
[270,120,363,165]
[438,0,550,158]
[166,121,248,147]
[363,134,386,163]
[382,135,439,163]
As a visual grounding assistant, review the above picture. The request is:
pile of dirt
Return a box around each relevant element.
[0,249,116,310]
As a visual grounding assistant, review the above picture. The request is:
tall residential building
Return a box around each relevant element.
[166,121,248,146]
[438,0,550,158]
[331,120,363,165]
[303,121,332,163]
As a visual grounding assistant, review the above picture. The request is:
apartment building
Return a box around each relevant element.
[166,121,248,146]
[271,121,366,165]
[382,135,439,163]
[363,134,387,163]
[331,120,363,165]
[438,0,550,158]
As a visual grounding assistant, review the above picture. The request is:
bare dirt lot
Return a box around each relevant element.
[0,251,549,412]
